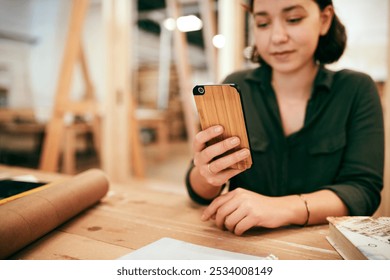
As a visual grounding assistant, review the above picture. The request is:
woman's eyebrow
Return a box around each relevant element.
[282,5,305,13]
[253,11,268,17]
[253,5,305,17]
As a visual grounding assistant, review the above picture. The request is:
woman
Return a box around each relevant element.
[185,0,384,235]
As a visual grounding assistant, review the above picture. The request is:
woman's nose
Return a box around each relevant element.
[271,21,288,44]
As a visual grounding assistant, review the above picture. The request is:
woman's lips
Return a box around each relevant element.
[271,50,294,60]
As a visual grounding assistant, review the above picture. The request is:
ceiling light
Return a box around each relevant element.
[163,18,176,31]
[176,15,203,32]
[212,34,225,49]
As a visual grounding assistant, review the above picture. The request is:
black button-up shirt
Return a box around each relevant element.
[186,65,384,216]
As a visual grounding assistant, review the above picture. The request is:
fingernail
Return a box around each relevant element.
[201,213,207,221]
[214,126,223,133]
[230,137,239,145]
[239,149,250,157]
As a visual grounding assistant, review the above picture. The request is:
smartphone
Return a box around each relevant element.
[193,84,252,170]
[0,179,48,205]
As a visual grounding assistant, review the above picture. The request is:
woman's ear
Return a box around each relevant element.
[320,5,334,36]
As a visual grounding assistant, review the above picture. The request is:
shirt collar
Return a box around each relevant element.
[313,65,334,94]
[244,64,335,94]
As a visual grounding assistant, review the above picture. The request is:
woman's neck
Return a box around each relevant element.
[271,62,319,99]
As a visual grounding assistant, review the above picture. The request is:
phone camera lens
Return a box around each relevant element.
[198,87,205,94]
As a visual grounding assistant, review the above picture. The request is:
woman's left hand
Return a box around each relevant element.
[201,188,294,235]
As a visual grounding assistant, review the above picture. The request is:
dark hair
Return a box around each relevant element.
[248,0,347,64]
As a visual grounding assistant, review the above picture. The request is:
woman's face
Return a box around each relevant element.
[252,0,332,74]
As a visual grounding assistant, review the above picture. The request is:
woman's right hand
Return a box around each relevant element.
[193,125,251,188]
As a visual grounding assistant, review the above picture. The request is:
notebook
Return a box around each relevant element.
[118,237,277,260]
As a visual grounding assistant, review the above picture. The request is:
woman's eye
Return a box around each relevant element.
[287,17,303,24]
[256,22,269,28]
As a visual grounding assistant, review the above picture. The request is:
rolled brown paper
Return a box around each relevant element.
[0,169,109,259]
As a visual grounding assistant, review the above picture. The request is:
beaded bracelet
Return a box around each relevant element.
[298,194,310,226]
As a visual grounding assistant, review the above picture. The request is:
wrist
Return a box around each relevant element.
[297,194,310,226]
[285,194,311,226]
[189,166,223,200]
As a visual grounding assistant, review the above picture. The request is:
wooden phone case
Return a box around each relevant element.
[193,84,252,170]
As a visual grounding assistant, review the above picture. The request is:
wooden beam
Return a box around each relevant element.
[39,0,90,172]
[198,0,218,82]
[101,0,136,182]
[79,43,94,100]
[166,0,198,147]
[217,0,245,81]
[59,101,97,114]
[78,39,101,166]
[157,24,172,110]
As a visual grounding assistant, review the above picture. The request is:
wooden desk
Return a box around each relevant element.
[1,166,342,260]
